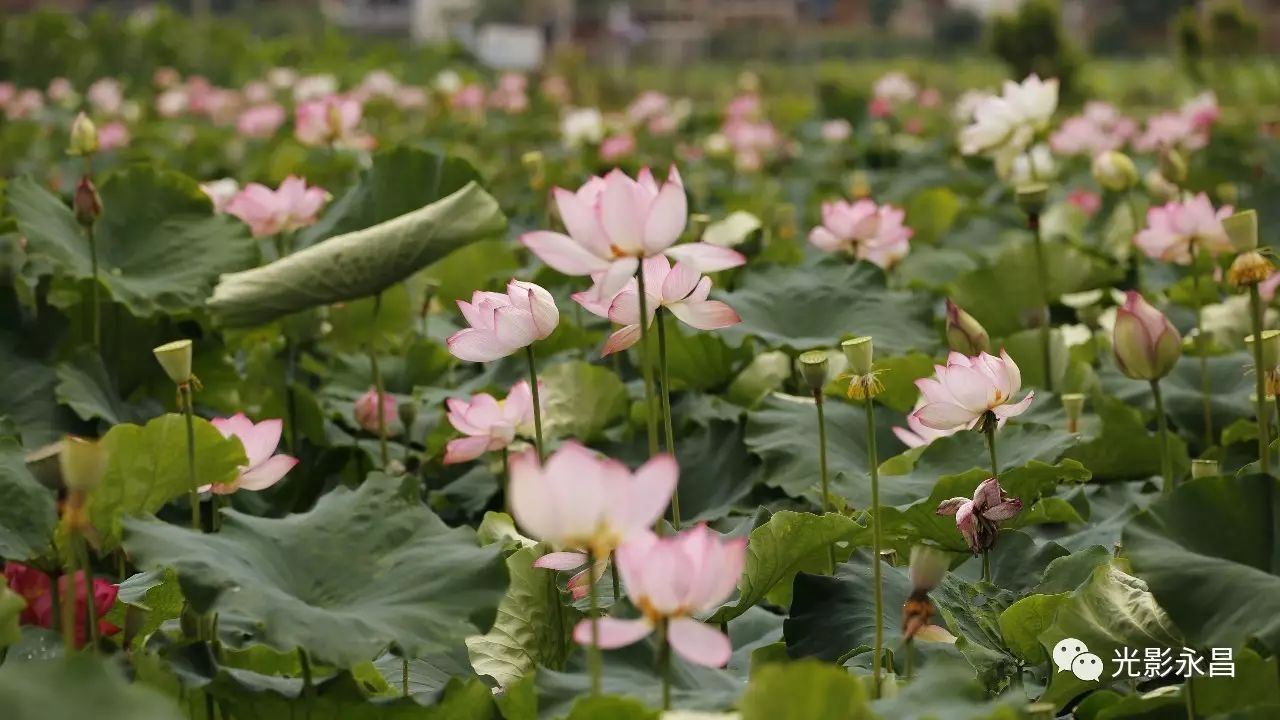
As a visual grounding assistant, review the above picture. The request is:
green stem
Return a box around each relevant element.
[586,549,603,697]
[182,384,200,532]
[62,556,78,650]
[636,263,660,459]
[904,638,914,680]
[981,550,991,583]
[371,293,389,467]
[1152,380,1174,494]
[985,423,999,478]
[299,649,315,720]
[658,617,672,710]
[1191,250,1214,448]
[865,398,883,698]
[655,309,680,528]
[610,553,620,602]
[1186,674,1198,720]
[1029,212,1053,393]
[285,339,299,454]
[211,495,223,533]
[525,344,545,462]
[79,537,99,650]
[814,389,835,573]
[550,572,567,667]
[402,656,410,697]
[1125,192,1145,293]
[1250,284,1270,476]
[87,223,100,349]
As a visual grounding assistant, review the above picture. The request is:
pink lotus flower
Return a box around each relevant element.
[443,381,535,464]
[224,176,329,238]
[1067,189,1102,217]
[354,388,398,436]
[599,133,636,162]
[1112,291,1182,381]
[199,413,298,494]
[820,119,852,144]
[936,477,1022,555]
[1182,91,1220,130]
[4,562,119,649]
[541,75,571,105]
[809,199,914,269]
[628,90,671,125]
[572,524,746,668]
[199,178,240,213]
[86,78,123,116]
[46,77,75,104]
[5,89,43,120]
[295,95,374,149]
[97,122,130,151]
[521,167,745,301]
[573,255,740,356]
[1049,101,1135,156]
[511,441,677,560]
[237,103,286,139]
[893,397,960,448]
[1134,193,1233,264]
[913,351,1035,432]
[917,87,942,108]
[725,93,761,122]
[868,96,894,119]
[450,84,486,113]
[447,280,560,362]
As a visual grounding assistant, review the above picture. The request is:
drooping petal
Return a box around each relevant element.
[982,498,1023,522]
[533,551,588,571]
[443,435,494,465]
[601,325,643,356]
[447,328,513,362]
[572,617,652,649]
[936,497,970,517]
[668,300,740,331]
[972,478,1003,512]
[662,243,746,273]
[667,617,732,667]
[237,454,298,491]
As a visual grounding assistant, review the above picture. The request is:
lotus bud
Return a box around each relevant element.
[907,545,948,593]
[945,299,989,355]
[1091,151,1138,192]
[1112,292,1181,380]
[68,112,99,157]
[1224,210,1259,253]
[152,339,194,385]
[354,388,397,434]
[1061,393,1085,433]
[1229,251,1274,288]
[1015,183,1048,216]
[59,436,107,493]
[841,336,874,375]
[1159,148,1188,185]
[798,350,830,393]
[1190,458,1219,479]
[1144,169,1178,204]
[74,176,102,228]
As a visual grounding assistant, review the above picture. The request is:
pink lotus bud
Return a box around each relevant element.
[944,300,989,355]
[354,389,397,435]
[1112,291,1182,380]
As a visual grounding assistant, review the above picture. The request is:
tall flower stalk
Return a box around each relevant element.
[1018,184,1053,392]
[800,351,835,571]
[69,114,102,349]
[154,340,202,531]
[654,307,680,526]
[1111,292,1183,492]
[636,266,661,461]
[1225,211,1275,474]
[370,293,389,466]
[524,346,546,461]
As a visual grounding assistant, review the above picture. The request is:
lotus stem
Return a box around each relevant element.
[586,548,603,697]
[1029,211,1053,392]
[1125,192,1144,293]
[813,387,835,573]
[655,308,680,528]
[1151,380,1174,494]
[865,397,884,698]
[524,345,545,462]
[1191,247,1213,448]
[657,617,672,710]
[78,536,98,651]
[181,383,200,531]
[371,293,389,467]
[1250,285,1270,476]
[983,423,999,582]
[87,223,101,349]
[636,264,660,459]
[402,656,410,697]
[299,648,316,720]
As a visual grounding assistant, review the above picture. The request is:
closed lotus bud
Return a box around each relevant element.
[1144,169,1178,204]
[798,350,829,392]
[1223,210,1259,253]
[1228,251,1274,288]
[1190,458,1220,479]
[1061,393,1085,433]
[1159,148,1188,185]
[908,545,949,593]
[841,336,874,375]
[1112,291,1182,380]
[1015,183,1048,216]
[945,299,989,355]
[152,339,193,385]
[74,176,102,228]
[354,388,397,434]
[1091,151,1138,192]
[59,436,107,493]
[68,112,99,157]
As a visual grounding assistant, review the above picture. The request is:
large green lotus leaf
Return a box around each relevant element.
[662,322,753,393]
[708,511,866,624]
[1124,474,1280,656]
[0,436,57,560]
[0,655,185,720]
[373,647,474,698]
[1036,562,1182,710]
[0,334,78,447]
[669,418,758,523]
[1187,648,1280,717]
[7,167,257,318]
[419,239,522,305]
[466,543,575,689]
[539,361,629,442]
[123,474,507,669]
[563,695,659,720]
[718,262,941,356]
[208,182,506,328]
[91,413,247,552]
[744,393,904,504]
[871,657,1023,720]
[54,347,157,426]
[738,660,871,720]
[295,146,482,249]
[1061,394,1189,482]
[218,673,495,720]
[784,550,913,662]
[1099,353,1253,451]
[950,236,1124,337]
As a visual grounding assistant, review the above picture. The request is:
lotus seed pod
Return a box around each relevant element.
[153,339,193,385]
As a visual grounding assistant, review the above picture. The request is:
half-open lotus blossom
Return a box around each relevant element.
[572,524,746,668]
[295,95,374,149]
[572,255,740,356]
[237,103,286,138]
[224,176,329,238]
[959,74,1058,157]
[1134,193,1233,264]
[354,388,398,436]
[447,279,560,362]
[809,198,913,269]
[936,477,1022,555]
[511,441,677,562]
[198,414,298,495]
[522,167,745,301]
[893,397,960,448]
[1112,291,1182,381]
[444,380,535,464]
[913,351,1035,432]
[97,121,130,151]
[4,562,118,648]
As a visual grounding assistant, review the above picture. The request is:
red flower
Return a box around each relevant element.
[3,562,119,648]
